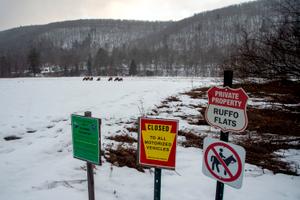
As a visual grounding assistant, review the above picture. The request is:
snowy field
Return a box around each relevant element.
[0,77,299,200]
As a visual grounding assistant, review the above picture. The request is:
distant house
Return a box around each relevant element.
[39,64,63,76]
[41,66,56,74]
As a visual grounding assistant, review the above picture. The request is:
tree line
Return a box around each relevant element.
[0,44,219,77]
[0,0,298,79]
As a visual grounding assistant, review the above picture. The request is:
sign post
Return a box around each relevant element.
[217,71,232,200]
[204,70,248,200]
[71,111,101,200]
[138,117,178,200]
[154,168,162,200]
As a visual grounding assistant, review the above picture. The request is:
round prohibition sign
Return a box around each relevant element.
[204,142,242,182]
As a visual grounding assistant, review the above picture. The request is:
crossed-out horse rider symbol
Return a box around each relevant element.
[211,148,237,175]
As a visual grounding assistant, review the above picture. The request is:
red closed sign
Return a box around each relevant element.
[138,117,178,169]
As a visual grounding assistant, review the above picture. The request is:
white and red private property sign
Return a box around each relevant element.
[205,86,249,132]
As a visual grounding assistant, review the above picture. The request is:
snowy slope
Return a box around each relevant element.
[0,77,299,200]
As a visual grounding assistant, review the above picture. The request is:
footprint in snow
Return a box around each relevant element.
[46,124,55,129]
[32,180,87,190]
[26,128,37,133]
[56,128,63,133]
[51,118,68,123]
[3,135,22,141]
[0,148,15,154]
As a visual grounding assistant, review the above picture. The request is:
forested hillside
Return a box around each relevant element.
[0,0,283,77]
[131,0,273,76]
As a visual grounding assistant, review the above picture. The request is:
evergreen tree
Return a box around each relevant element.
[27,47,40,76]
[28,48,40,75]
[129,59,137,76]
[93,48,109,75]
[87,54,92,76]
[0,56,7,77]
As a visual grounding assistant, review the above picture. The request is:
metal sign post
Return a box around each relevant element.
[154,168,162,200]
[216,70,232,200]
[204,70,248,198]
[137,117,179,200]
[85,111,95,200]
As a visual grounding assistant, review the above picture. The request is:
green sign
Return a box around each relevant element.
[71,114,101,165]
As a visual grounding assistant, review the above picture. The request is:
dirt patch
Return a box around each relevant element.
[125,126,138,133]
[177,80,300,175]
[106,135,137,144]
[234,80,300,104]
[179,130,205,148]
[247,108,300,136]
[165,96,181,102]
[183,91,206,99]
[104,146,146,172]
[103,80,300,175]
[156,104,170,109]
[182,87,209,99]
[187,118,208,126]
[236,138,300,175]
[150,109,159,115]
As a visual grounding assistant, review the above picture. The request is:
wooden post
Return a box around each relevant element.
[85,111,95,200]
[215,70,233,200]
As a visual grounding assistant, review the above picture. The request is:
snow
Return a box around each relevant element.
[0,77,299,200]
[275,149,300,175]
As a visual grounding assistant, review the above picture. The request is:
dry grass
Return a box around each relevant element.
[103,80,300,175]
[125,126,138,133]
[104,146,146,172]
[178,80,300,175]
[234,80,300,104]
[165,96,181,102]
[247,108,300,136]
[106,135,137,144]
[236,138,300,175]
[156,104,170,109]
[187,119,208,126]
[178,130,205,148]
[182,87,209,99]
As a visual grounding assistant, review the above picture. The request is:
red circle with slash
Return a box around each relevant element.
[204,142,242,182]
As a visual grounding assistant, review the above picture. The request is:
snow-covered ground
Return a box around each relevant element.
[0,77,299,200]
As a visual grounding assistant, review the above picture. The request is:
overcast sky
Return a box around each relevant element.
[0,0,254,31]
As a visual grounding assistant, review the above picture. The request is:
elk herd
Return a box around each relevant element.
[82,77,123,81]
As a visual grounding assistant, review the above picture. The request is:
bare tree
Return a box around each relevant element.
[222,0,300,79]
